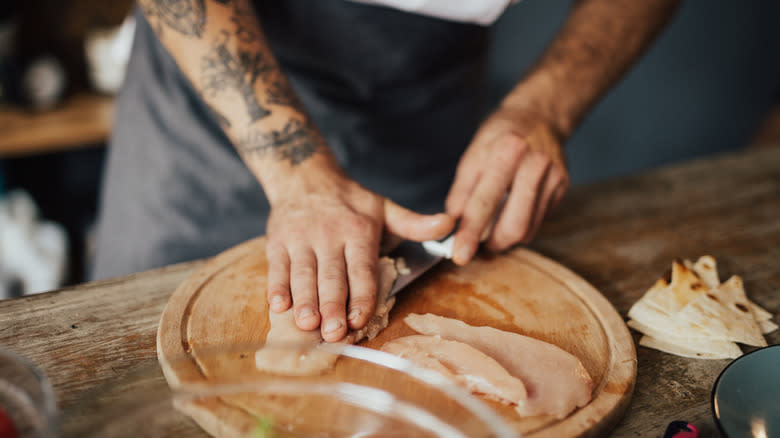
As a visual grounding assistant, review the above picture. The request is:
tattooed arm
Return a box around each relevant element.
[138,0,454,341]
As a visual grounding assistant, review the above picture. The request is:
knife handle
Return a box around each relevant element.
[422,235,455,259]
[427,201,503,259]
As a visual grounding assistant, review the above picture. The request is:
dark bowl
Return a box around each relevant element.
[712,344,780,438]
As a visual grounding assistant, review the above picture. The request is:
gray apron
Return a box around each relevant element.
[91,1,489,280]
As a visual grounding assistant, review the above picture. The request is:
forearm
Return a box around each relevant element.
[138,0,340,203]
[502,0,680,139]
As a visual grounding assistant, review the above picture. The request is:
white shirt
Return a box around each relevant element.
[346,0,520,26]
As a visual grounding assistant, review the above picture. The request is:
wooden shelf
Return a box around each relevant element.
[0,93,114,158]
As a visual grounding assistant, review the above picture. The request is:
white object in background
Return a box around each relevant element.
[0,190,68,299]
[22,55,67,111]
[85,14,136,94]
[346,0,520,26]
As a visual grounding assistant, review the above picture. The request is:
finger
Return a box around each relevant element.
[550,174,569,210]
[265,241,291,313]
[384,201,455,242]
[525,164,564,243]
[452,175,512,264]
[316,248,349,342]
[288,246,320,331]
[344,239,380,330]
[445,155,481,218]
[451,137,524,265]
[486,153,550,252]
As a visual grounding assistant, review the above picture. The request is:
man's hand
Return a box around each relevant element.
[446,107,569,265]
[265,171,454,342]
[444,0,680,265]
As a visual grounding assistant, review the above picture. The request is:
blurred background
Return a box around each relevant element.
[0,0,779,294]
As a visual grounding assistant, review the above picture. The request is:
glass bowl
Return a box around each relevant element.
[78,343,518,438]
[0,346,58,438]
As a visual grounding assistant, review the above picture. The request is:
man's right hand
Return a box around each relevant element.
[264,169,454,343]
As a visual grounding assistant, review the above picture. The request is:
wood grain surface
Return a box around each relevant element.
[0,93,113,157]
[157,239,636,438]
[0,147,778,437]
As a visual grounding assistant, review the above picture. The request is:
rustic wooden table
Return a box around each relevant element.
[1,146,778,437]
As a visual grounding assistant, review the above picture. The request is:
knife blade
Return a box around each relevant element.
[388,235,454,297]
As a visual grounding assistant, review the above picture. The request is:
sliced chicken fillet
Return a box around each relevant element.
[404,313,593,419]
[381,335,528,406]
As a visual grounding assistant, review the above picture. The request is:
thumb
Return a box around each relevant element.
[384,199,455,242]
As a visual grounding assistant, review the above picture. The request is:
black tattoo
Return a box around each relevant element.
[142,0,206,37]
[266,79,302,109]
[201,32,276,121]
[230,1,260,43]
[238,119,320,166]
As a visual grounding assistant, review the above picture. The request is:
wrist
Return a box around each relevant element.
[257,154,348,207]
[500,71,577,142]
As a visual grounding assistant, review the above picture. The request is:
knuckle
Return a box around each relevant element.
[345,215,375,235]
[350,260,378,278]
[350,277,378,297]
[525,168,548,192]
[500,133,527,158]
[265,241,285,258]
[348,296,376,311]
[349,241,379,260]
[549,168,565,188]
[321,266,346,284]
[472,194,493,212]
[295,265,316,279]
[536,155,555,173]
[319,300,346,315]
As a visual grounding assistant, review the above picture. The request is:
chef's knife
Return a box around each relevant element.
[387,235,454,297]
[387,204,504,297]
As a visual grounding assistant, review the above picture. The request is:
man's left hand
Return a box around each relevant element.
[446,107,569,265]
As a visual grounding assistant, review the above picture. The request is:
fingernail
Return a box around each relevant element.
[348,308,362,322]
[271,295,284,309]
[322,319,343,334]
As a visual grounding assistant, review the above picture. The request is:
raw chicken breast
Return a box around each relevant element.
[255,257,398,375]
[381,335,528,406]
[404,313,593,419]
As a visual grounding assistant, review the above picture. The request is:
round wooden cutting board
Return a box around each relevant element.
[157,237,636,438]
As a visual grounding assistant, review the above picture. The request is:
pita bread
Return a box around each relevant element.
[759,319,779,334]
[627,303,719,340]
[639,336,741,360]
[749,301,778,334]
[749,300,773,322]
[628,279,672,317]
[641,260,707,314]
[673,276,766,347]
[627,320,742,357]
[629,256,774,358]
[689,255,719,289]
